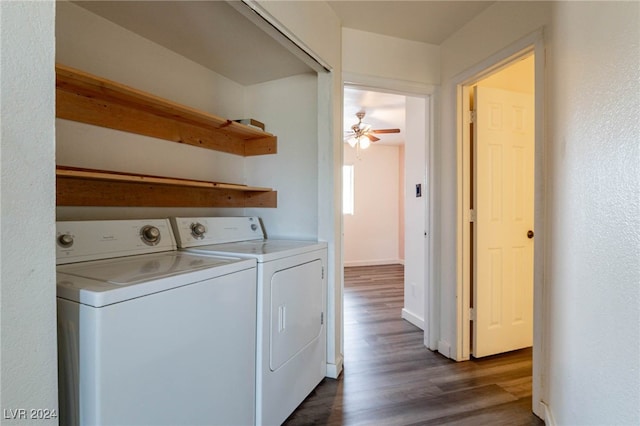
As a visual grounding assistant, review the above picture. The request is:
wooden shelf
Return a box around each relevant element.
[55,65,279,209]
[56,64,277,156]
[56,166,277,208]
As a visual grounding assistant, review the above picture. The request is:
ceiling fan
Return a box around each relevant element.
[344,111,400,150]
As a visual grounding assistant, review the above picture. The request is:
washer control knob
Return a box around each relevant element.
[251,224,258,231]
[191,223,206,238]
[58,233,74,248]
[141,226,161,244]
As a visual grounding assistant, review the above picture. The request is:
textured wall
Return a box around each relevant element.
[0,1,58,423]
[545,2,640,424]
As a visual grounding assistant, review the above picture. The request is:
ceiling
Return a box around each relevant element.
[74,1,497,146]
[74,1,315,85]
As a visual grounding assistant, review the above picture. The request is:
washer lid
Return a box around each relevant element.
[57,252,256,307]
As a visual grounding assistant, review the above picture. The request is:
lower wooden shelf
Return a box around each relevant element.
[56,166,277,208]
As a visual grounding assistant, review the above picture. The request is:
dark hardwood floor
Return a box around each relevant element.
[284,264,544,426]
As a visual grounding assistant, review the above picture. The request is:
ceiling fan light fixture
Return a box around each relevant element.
[358,136,371,149]
[344,111,400,152]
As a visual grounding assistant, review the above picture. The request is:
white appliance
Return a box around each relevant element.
[171,216,328,426]
[56,219,257,426]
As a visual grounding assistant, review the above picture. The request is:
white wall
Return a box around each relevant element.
[403,96,428,328]
[398,145,405,261]
[343,144,401,266]
[438,1,640,424]
[343,28,440,85]
[545,2,640,424]
[0,1,58,422]
[245,74,319,239]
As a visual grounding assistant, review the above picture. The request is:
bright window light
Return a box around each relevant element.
[343,164,354,215]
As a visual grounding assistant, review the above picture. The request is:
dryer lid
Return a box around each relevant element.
[187,239,327,262]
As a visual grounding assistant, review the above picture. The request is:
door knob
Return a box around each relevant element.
[527,230,534,239]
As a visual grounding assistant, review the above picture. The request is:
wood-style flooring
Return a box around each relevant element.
[284,264,544,426]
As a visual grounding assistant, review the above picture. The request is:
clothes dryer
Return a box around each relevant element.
[56,219,257,426]
[171,216,328,426]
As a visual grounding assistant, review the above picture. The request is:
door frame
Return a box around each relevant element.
[454,29,546,418]
[342,72,438,349]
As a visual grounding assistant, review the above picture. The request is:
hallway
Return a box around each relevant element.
[284,264,543,425]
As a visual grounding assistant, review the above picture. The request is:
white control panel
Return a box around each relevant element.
[171,216,264,248]
[56,219,176,265]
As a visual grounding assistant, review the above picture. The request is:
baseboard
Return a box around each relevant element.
[539,402,556,426]
[325,355,343,379]
[437,340,452,359]
[401,308,424,330]
[344,259,404,267]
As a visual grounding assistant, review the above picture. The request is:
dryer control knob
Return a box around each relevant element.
[58,233,74,248]
[191,223,206,238]
[141,226,161,244]
[251,224,258,231]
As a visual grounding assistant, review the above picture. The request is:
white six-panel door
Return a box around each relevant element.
[472,86,534,358]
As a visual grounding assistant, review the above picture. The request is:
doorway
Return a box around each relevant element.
[455,31,546,419]
[342,86,406,271]
[457,48,540,361]
[341,75,435,348]
[470,55,535,358]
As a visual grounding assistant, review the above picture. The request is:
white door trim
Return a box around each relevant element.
[453,29,547,419]
[342,72,438,350]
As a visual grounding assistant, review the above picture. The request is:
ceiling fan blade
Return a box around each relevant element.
[371,128,401,134]
[366,134,380,142]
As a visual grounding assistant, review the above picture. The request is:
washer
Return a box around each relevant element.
[56,219,257,426]
[171,216,328,426]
